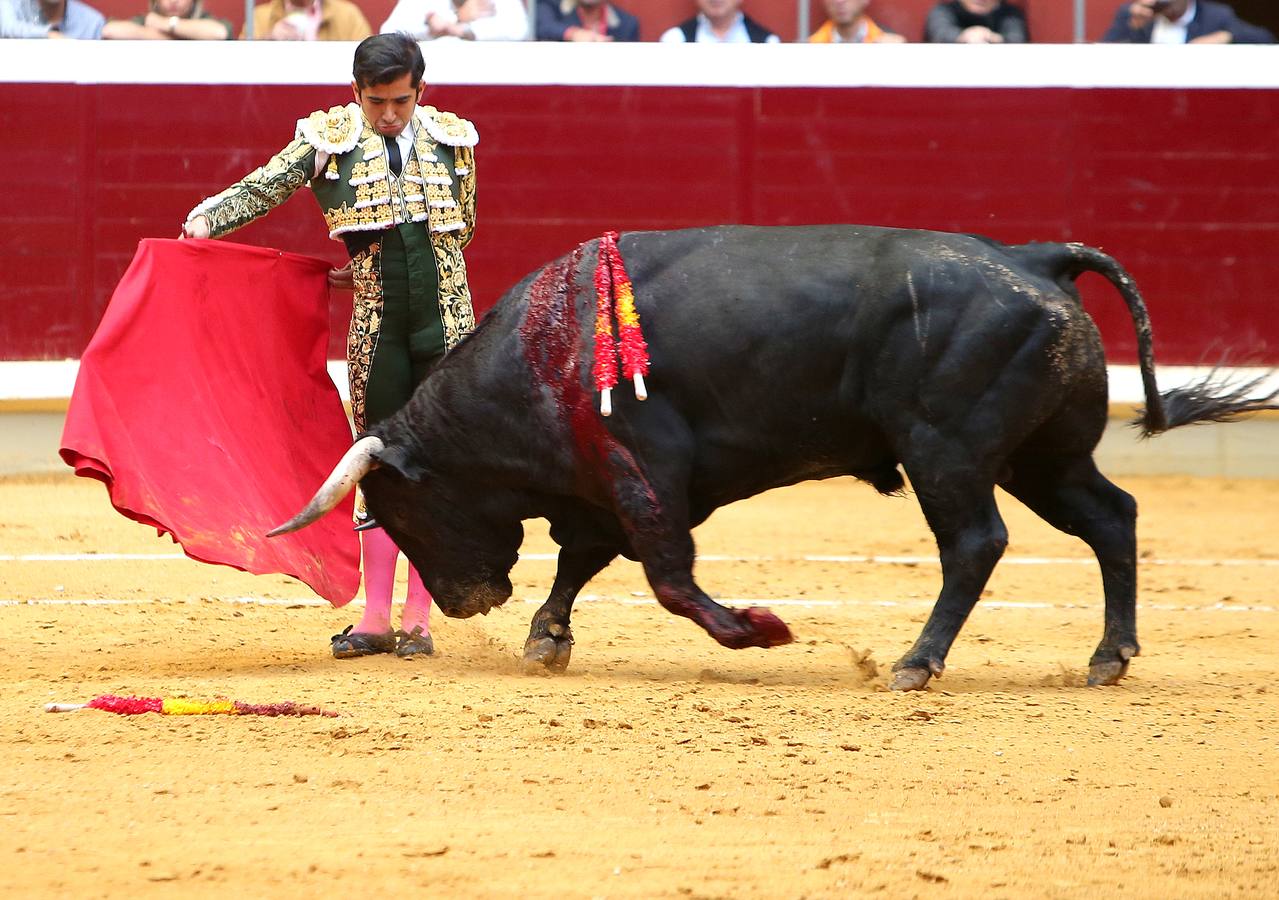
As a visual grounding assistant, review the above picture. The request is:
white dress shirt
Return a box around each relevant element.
[659,12,779,44]
[380,0,528,41]
[1151,0,1196,44]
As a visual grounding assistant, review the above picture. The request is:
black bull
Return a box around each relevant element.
[272,225,1274,690]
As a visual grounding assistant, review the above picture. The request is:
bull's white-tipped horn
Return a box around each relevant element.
[266,436,385,537]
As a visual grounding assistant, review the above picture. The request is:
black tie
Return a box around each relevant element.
[386,138,403,177]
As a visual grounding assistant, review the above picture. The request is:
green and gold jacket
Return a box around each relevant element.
[186,103,479,360]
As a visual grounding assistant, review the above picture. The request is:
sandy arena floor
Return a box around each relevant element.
[2,472,1277,898]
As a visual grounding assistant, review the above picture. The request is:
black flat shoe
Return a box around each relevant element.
[395,625,435,658]
[330,625,397,659]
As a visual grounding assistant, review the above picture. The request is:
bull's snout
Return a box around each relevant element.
[432,576,513,618]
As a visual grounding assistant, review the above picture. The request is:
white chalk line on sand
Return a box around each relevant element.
[1,595,1273,614]
[7,551,1279,568]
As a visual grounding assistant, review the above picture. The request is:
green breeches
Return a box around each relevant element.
[364,223,445,427]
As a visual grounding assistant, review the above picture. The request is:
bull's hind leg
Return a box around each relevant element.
[522,544,617,674]
[892,480,1009,691]
[1002,456,1139,686]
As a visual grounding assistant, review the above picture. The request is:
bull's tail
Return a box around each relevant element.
[1064,243,1279,437]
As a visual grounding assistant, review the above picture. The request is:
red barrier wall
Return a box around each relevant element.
[3,73,1277,365]
[90,0,1123,44]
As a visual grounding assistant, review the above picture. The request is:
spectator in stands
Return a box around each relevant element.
[244,0,372,40]
[1101,1,1275,43]
[101,0,231,39]
[660,0,780,44]
[809,0,905,43]
[536,0,638,42]
[381,0,528,41]
[1,0,103,37]
[924,1,1028,43]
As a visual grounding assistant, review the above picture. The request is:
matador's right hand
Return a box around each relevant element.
[181,216,211,240]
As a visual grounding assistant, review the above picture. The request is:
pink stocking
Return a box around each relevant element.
[355,527,397,634]
[401,566,433,635]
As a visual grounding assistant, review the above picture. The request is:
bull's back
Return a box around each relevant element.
[607,226,1106,505]
[626,226,1091,410]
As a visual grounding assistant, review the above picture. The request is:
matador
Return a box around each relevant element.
[182,33,477,660]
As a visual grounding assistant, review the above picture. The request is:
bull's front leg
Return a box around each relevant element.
[648,573,795,650]
[523,544,617,674]
[610,471,793,650]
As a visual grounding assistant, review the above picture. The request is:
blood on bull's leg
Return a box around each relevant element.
[646,566,793,649]
[1001,456,1140,686]
[891,484,1008,691]
[609,466,793,650]
[523,543,617,674]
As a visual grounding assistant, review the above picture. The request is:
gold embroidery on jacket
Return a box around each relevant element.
[425,181,458,209]
[456,146,477,250]
[298,105,361,154]
[354,180,393,208]
[420,107,479,147]
[347,243,383,432]
[431,230,476,351]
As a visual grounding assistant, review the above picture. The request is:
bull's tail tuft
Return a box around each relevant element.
[1134,369,1279,438]
[1062,243,1279,439]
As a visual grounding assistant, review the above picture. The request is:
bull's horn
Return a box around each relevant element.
[266,435,385,537]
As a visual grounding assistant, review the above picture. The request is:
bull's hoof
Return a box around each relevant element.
[889,667,933,692]
[740,607,794,647]
[1087,643,1137,686]
[1086,659,1129,686]
[521,625,573,675]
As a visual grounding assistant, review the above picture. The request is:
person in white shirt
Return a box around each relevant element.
[1101,1,1275,44]
[660,0,779,43]
[0,0,104,37]
[381,0,528,41]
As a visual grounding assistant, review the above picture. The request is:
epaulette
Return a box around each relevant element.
[416,106,479,148]
[296,103,363,155]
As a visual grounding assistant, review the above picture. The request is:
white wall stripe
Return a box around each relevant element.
[4,553,188,561]
[9,360,1277,406]
[4,42,1278,89]
[0,597,328,607]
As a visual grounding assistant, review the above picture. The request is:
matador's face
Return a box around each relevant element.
[352,74,425,140]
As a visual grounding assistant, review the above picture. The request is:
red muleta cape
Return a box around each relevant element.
[59,238,360,606]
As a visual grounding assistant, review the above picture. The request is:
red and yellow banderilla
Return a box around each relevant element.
[591,231,649,417]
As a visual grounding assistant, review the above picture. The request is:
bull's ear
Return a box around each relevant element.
[370,443,425,482]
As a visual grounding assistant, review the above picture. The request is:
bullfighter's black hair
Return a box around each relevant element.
[353,33,425,90]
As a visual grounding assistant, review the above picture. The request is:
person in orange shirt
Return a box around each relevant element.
[243,0,371,40]
[809,0,905,43]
